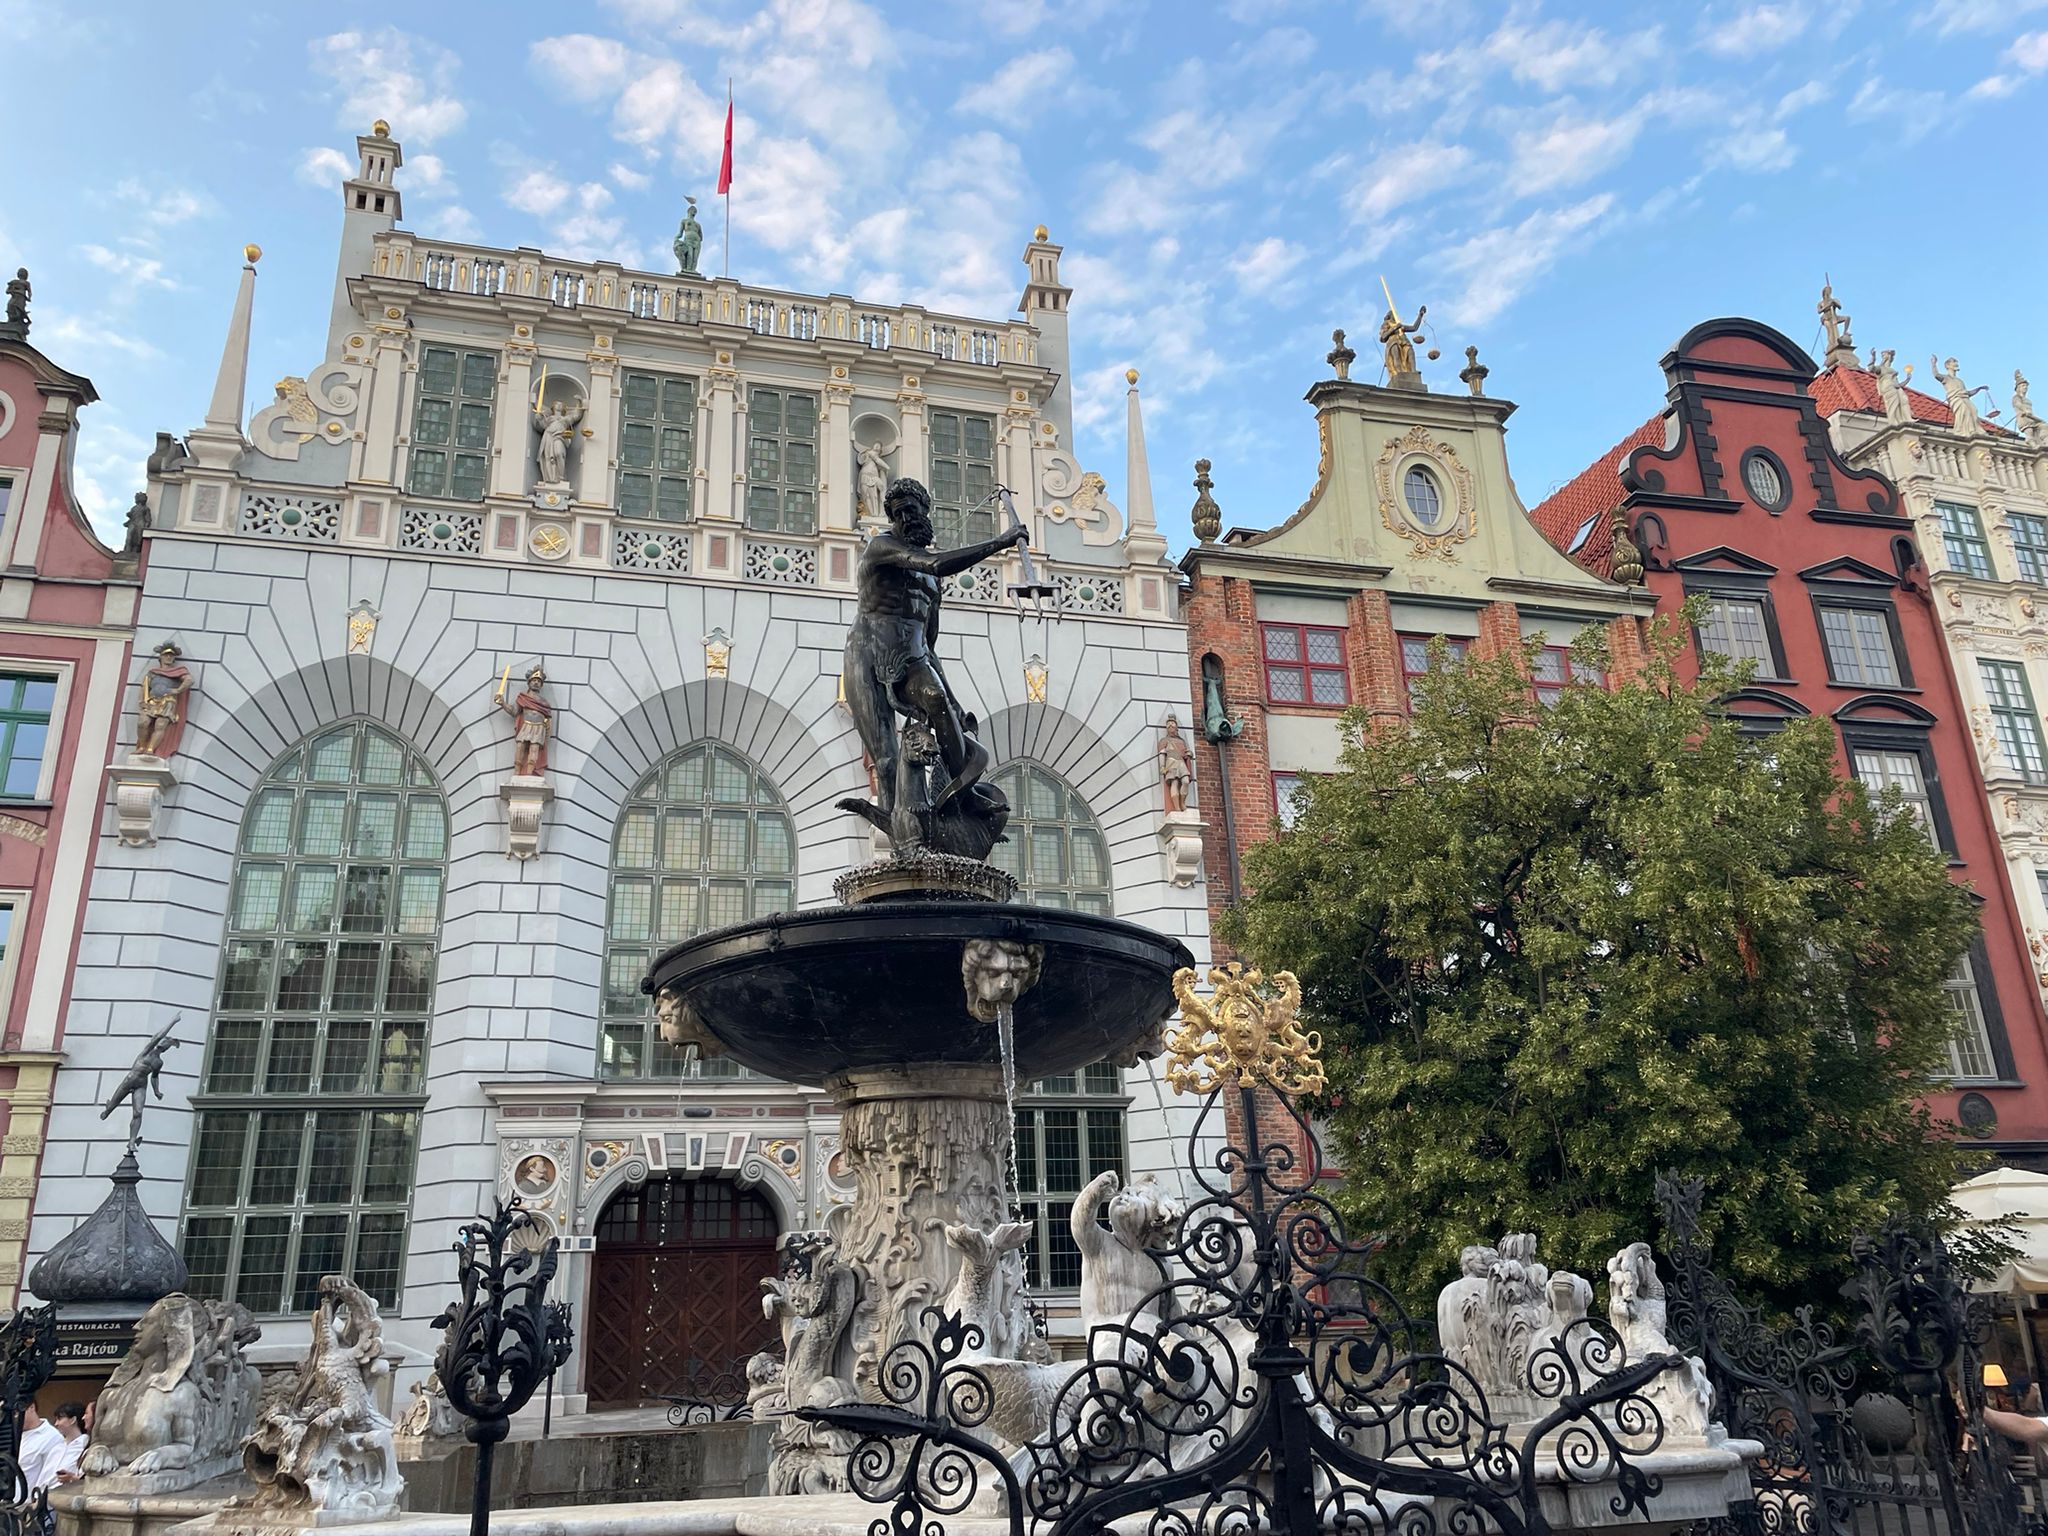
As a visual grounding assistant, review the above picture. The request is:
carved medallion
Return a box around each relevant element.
[1375,425,1477,561]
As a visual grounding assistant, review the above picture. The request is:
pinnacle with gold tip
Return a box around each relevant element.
[1166,962,1325,1097]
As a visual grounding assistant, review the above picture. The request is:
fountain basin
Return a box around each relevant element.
[642,901,1192,1084]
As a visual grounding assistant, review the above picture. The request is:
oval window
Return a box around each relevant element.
[1743,451,1787,511]
[1403,465,1443,529]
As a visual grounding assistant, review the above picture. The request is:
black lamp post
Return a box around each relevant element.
[434,1200,559,1536]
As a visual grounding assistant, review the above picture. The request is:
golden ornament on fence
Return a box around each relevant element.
[1166,963,1325,1097]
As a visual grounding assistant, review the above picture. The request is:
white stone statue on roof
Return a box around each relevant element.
[2014,370,2043,446]
[1932,355,1982,437]
[1870,349,1911,426]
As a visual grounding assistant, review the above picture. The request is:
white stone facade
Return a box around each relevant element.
[26,126,1207,1406]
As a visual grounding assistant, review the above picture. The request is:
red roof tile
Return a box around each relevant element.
[1528,414,1664,579]
[1808,363,1957,426]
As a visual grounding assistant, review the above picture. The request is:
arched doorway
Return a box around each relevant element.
[585,1176,781,1408]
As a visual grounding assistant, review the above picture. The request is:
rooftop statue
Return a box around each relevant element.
[674,196,704,277]
[4,267,28,336]
[1379,301,1426,386]
[837,477,1026,861]
[2015,370,2043,445]
[1932,355,1982,437]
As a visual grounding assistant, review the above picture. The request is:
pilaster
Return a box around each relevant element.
[896,372,928,485]
[359,302,413,487]
[577,338,619,509]
[0,1056,60,1307]
[821,371,855,533]
[492,336,538,501]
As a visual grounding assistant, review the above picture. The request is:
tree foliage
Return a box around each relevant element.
[1219,618,1982,1312]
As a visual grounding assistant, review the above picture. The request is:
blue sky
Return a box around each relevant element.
[4,0,2045,549]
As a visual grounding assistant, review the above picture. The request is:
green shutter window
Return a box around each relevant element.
[600,744,793,1081]
[744,387,820,535]
[406,346,497,502]
[928,408,999,549]
[617,370,697,523]
[181,722,445,1314]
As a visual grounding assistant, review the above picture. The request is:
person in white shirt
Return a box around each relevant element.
[15,1400,62,1496]
[48,1403,85,1485]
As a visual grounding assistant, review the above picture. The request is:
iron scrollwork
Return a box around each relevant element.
[434,1199,562,1536]
[0,1305,56,1536]
[808,970,1698,1536]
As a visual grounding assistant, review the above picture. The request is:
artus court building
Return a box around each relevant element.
[22,124,1213,1411]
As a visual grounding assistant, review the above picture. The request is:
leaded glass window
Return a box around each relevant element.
[1014,1066,1126,1290]
[987,763,1111,913]
[929,410,997,548]
[1981,660,2048,784]
[1939,502,1994,579]
[745,388,818,535]
[406,346,495,501]
[619,371,696,522]
[1695,597,1777,672]
[601,744,795,1079]
[1851,746,1939,848]
[182,721,445,1314]
[1818,604,1901,686]
[2012,513,2048,585]
[1944,952,1998,1081]
[0,674,55,799]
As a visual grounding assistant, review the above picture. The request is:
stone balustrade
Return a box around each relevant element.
[373,232,1033,368]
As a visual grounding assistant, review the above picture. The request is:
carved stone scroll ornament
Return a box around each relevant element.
[77,1294,262,1491]
[248,363,366,463]
[235,1275,403,1522]
[393,1370,461,1440]
[760,1225,863,1495]
[1037,451,1125,546]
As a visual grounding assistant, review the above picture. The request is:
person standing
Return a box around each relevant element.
[49,1403,86,1485]
[16,1400,62,1531]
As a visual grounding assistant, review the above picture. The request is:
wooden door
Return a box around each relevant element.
[585,1177,780,1408]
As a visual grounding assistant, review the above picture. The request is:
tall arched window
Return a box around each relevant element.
[987,760,1124,1289]
[182,721,447,1314]
[601,744,795,1079]
[988,763,1112,913]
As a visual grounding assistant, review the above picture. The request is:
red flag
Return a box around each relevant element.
[716,95,733,195]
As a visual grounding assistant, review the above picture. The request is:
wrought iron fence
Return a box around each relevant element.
[1656,1171,2037,1536]
[0,1304,56,1536]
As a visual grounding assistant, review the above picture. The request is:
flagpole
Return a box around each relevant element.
[722,78,732,279]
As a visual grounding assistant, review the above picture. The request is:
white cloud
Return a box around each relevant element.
[1846,76,1946,140]
[1776,79,1830,115]
[1346,141,1472,223]
[111,180,213,227]
[295,147,353,190]
[38,312,163,363]
[1699,3,1809,56]
[1483,11,1657,93]
[309,28,468,144]
[426,205,483,243]
[78,244,178,291]
[1230,237,1305,287]
[1435,194,1615,327]
[505,170,573,218]
[1711,124,1795,171]
[1509,110,1642,194]
[2012,29,2048,68]
[407,152,450,190]
[1915,0,2047,33]
[955,48,1096,130]
[609,161,652,190]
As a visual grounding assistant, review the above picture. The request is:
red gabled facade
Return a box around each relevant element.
[1533,317,2048,1158]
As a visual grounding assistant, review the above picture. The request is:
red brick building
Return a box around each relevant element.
[1531,316,2048,1160]
[0,277,145,1301]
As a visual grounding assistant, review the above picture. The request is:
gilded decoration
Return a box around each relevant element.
[1375,424,1477,561]
[583,1138,632,1188]
[1166,963,1324,1097]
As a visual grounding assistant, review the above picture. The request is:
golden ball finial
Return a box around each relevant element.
[1034,224,1049,241]
[372,119,390,138]
[1126,367,1140,385]
[244,243,263,265]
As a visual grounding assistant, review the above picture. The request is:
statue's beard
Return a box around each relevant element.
[897,511,934,546]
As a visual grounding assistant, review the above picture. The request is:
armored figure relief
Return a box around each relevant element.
[239,1275,403,1520]
[493,664,553,778]
[533,396,585,485]
[134,642,194,760]
[1158,714,1194,813]
[98,1020,180,1153]
[673,196,704,276]
[856,440,889,525]
[837,477,1026,860]
[1933,355,1982,437]
[80,1294,261,1484]
[1380,302,1426,381]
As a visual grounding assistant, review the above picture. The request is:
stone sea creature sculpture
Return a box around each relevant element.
[80,1293,262,1484]
[237,1275,403,1520]
[1606,1241,1719,1442]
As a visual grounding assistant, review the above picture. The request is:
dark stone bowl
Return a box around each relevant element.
[643,901,1194,1086]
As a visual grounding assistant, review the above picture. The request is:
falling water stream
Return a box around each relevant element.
[995,999,1023,1217]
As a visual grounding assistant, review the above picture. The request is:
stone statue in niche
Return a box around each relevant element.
[1871,349,1912,426]
[237,1275,403,1521]
[134,642,194,760]
[836,477,1026,861]
[1158,714,1194,813]
[99,1019,181,1153]
[1932,355,1982,436]
[855,440,890,525]
[81,1293,263,1486]
[492,663,553,778]
[674,196,704,276]
[533,396,586,485]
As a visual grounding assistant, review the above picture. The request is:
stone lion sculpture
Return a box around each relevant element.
[80,1293,262,1484]
[239,1275,403,1519]
[960,938,1045,1025]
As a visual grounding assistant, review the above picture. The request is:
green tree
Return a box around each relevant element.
[1220,618,1981,1312]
